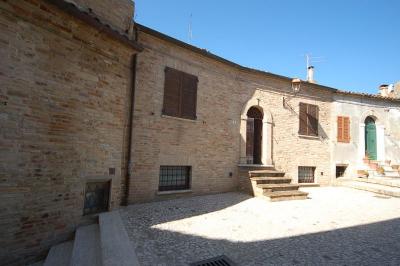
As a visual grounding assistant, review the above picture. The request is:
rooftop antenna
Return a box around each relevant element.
[188,13,193,43]
[304,53,325,81]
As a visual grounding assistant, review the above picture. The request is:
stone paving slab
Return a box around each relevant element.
[120,187,400,266]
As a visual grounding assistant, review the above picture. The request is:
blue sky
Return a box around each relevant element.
[134,0,400,94]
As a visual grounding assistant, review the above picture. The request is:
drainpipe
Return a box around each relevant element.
[123,29,139,206]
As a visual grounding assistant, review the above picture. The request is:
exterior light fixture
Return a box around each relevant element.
[291,78,301,94]
[283,78,302,108]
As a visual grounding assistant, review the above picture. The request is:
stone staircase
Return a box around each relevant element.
[337,160,400,197]
[38,211,139,266]
[337,176,400,197]
[249,169,308,201]
[362,160,400,179]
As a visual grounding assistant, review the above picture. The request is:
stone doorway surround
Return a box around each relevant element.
[239,93,273,166]
[357,110,385,164]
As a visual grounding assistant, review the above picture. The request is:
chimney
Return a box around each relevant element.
[307,66,315,83]
[379,84,389,97]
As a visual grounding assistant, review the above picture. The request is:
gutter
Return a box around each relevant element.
[123,28,140,205]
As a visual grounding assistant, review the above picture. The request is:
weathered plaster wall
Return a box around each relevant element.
[0,1,136,264]
[129,30,334,203]
[332,94,400,177]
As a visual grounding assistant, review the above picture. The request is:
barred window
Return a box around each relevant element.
[298,166,316,183]
[159,166,191,191]
[83,181,110,215]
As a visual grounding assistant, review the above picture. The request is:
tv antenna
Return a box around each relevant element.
[188,13,193,43]
[303,53,326,80]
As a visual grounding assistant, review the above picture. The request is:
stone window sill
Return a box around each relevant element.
[298,134,320,140]
[161,114,197,123]
[157,189,192,195]
[298,183,320,187]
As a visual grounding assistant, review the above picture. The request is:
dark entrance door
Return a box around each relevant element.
[246,107,263,164]
[365,116,377,160]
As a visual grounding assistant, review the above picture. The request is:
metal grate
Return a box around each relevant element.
[83,181,110,215]
[190,255,236,266]
[298,166,315,183]
[159,166,191,191]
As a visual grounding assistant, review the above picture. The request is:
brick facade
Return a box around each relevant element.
[0,0,139,264]
[1,1,400,265]
[128,29,334,203]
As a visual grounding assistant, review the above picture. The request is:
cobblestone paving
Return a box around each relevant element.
[121,187,400,266]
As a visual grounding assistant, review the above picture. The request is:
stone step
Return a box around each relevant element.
[71,224,102,266]
[100,211,140,266]
[44,241,73,266]
[250,176,291,184]
[257,183,299,192]
[263,190,309,202]
[391,165,400,170]
[339,179,400,197]
[351,177,400,188]
[249,170,285,178]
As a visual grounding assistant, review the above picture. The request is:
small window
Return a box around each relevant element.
[336,165,347,178]
[83,181,110,215]
[298,166,316,183]
[337,116,350,143]
[299,103,319,136]
[163,67,198,120]
[159,166,191,191]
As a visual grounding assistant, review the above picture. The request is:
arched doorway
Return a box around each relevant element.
[365,116,377,160]
[246,106,263,164]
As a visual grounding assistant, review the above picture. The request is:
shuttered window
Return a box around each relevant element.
[337,116,350,143]
[163,67,198,120]
[299,103,319,136]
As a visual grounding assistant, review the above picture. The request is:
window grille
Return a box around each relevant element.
[159,166,191,191]
[298,166,316,183]
[83,181,110,215]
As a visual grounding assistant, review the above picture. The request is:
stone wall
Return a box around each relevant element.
[0,0,136,264]
[129,30,334,203]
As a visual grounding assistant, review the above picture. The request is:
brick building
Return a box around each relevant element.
[1,0,400,265]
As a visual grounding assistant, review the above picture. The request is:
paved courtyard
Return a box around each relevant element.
[120,187,400,265]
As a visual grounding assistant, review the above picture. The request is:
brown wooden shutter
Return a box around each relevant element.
[163,67,181,117]
[308,104,318,136]
[180,73,198,119]
[337,116,344,142]
[299,103,308,135]
[343,117,350,142]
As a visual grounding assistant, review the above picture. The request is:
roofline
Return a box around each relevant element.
[46,0,143,52]
[136,23,400,103]
[135,23,338,93]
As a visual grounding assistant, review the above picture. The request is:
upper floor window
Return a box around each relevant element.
[337,116,350,143]
[163,67,198,120]
[299,102,319,136]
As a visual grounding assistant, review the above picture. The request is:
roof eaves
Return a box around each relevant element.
[46,0,143,51]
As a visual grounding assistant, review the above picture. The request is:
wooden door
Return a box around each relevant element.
[246,118,254,164]
[365,117,377,160]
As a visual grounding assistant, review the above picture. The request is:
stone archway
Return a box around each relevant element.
[239,96,273,165]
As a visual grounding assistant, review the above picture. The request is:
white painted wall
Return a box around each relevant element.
[331,95,400,179]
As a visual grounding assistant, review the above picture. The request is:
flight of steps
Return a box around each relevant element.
[249,169,308,201]
[337,176,400,197]
[363,160,400,179]
[39,211,139,266]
